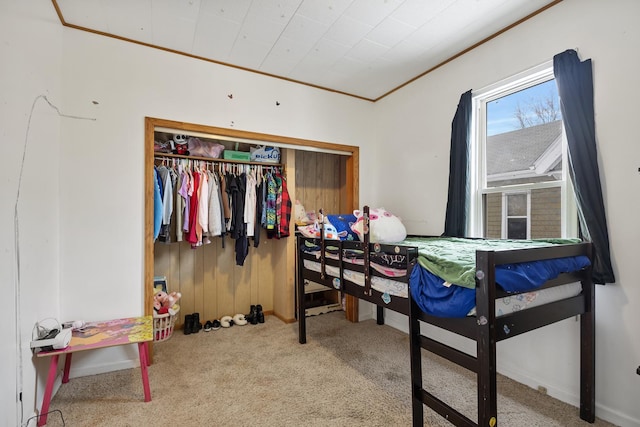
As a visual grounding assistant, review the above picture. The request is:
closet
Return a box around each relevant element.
[144,117,360,329]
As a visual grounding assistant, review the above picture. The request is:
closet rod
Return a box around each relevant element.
[154,152,283,168]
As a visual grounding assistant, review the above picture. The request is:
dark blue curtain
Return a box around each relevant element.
[553,49,615,284]
[443,90,472,237]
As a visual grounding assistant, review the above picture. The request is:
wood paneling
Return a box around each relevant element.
[154,234,280,326]
[295,151,348,214]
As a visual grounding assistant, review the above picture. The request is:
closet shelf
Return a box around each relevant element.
[154,151,283,168]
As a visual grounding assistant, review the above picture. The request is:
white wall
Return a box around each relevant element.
[0,1,64,426]
[56,6,376,384]
[374,0,640,425]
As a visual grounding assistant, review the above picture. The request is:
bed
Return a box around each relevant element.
[296,206,595,427]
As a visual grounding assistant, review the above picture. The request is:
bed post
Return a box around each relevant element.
[376,306,384,325]
[580,243,596,422]
[297,236,307,344]
[475,250,498,426]
[409,298,424,427]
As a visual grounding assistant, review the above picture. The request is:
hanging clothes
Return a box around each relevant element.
[265,172,277,231]
[156,164,174,243]
[207,170,223,237]
[277,171,292,238]
[253,173,264,247]
[187,169,201,247]
[153,167,162,241]
[153,156,289,264]
[231,172,249,266]
[244,170,256,238]
[198,167,210,245]
[174,164,185,242]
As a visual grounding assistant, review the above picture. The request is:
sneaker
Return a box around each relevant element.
[203,320,212,332]
[211,319,221,331]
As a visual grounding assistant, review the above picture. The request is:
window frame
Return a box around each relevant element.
[468,61,578,239]
[501,190,531,239]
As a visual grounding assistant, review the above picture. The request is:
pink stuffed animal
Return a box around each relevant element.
[153,291,181,315]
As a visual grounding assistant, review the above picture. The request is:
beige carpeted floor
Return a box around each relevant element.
[44,312,617,426]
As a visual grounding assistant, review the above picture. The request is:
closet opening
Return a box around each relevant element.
[144,117,360,341]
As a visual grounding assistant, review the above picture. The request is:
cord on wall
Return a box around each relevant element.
[15,95,95,426]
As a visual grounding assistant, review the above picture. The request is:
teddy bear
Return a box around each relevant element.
[153,290,181,315]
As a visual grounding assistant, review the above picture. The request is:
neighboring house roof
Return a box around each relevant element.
[486,120,563,183]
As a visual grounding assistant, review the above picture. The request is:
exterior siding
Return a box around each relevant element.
[530,187,561,238]
[484,187,561,239]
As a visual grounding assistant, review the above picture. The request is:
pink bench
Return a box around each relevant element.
[36,316,153,426]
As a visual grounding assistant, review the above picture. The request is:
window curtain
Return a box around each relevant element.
[443,90,472,237]
[553,49,615,284]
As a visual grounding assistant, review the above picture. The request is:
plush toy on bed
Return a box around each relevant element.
[294,200,315,226]
[297,220,339,240]
[350,207,407,243]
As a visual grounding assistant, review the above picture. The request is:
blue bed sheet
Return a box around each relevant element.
[410,255,590,318]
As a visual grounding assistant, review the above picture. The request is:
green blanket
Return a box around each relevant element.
[402,237,580,289]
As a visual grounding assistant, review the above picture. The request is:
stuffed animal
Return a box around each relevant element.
[294,200,315,226]
[170,134,189,155]
[297,220,339,240]
[350,207,407,243]
[153,290,182,315]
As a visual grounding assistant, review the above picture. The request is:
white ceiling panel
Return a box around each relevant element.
[322,15,373,48]
[365,17,417,48]
[56,0,109,33]
[192,13,241,60]
[347,39,389,63]
[53,0,560,100]
[344,0,405,27]
[199,0,251,23]
[296,0,354,26]
[279,14,330,44]
[99,0,154,44]
[227,38,272,70]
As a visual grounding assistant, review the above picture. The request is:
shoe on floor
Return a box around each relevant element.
[247,305,258,325]
[211,319,221,330]
[203,320,212,332]
[220,316,233,328]
[183,314,194,335]
[256,304,265,324]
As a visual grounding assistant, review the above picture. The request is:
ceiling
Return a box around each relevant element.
[52,0,560,101]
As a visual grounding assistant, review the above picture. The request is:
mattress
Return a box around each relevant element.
[302,259,583,318]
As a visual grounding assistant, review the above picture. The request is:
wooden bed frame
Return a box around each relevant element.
[296,207,595,426]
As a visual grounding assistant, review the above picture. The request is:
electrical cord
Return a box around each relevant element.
[15,95,96,426]
[24,409,65,426]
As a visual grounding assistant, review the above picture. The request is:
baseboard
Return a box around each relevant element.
[498,363,640,427]
[65,358,138,380]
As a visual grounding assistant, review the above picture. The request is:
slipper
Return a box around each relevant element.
[220,316,234,328]
[233,314,248,326]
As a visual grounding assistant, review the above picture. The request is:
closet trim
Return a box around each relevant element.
[144,117,360,329]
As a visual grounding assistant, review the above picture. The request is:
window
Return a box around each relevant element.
[469,63,577,239]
